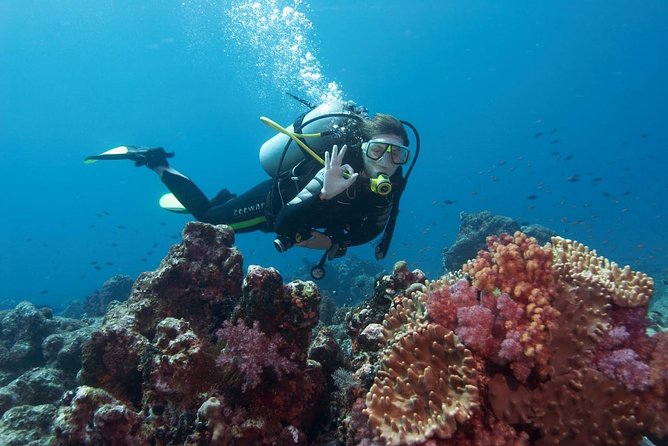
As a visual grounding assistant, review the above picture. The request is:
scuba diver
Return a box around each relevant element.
[85,99,419,279]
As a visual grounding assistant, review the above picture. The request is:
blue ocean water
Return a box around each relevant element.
[1,0,666,307]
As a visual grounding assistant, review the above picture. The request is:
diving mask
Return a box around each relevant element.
[362,140,410,165]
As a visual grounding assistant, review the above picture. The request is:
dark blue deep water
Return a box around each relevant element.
[1,0,667,307]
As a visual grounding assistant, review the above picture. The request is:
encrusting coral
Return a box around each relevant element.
[355,231,665,446]
[365,323,479,445]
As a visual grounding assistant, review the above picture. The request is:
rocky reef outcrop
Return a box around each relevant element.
[0,301,99,445]
[51,221,326,445]
[61,274,134,318]
[443,211,556,272]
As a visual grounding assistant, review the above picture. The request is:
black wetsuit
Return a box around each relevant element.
[159,153,401,254]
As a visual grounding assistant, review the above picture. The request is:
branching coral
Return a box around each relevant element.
[461,232,560,380]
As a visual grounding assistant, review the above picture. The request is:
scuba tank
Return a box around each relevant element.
[259,100,364,178]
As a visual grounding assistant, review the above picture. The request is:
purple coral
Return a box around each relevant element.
[216,320,298,392]
[456,305,496,355]
[596,348,650,391]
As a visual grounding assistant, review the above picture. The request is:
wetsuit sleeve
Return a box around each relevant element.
[273,169,327,241]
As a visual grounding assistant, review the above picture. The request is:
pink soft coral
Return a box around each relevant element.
[456,305,497,356]
[597,348,650,391]
[216,319,298,392]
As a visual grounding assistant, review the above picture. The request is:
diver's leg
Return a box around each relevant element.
[143,149,272,231]
[202,180,274,232]
[152,165,213,221]
[155,162,273,232]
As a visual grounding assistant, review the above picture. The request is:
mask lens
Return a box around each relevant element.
[391,146,409,164]
[365,140,410,165]
[367,142,386,160]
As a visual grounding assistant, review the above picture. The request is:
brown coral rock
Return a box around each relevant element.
[551,236,654,307]
[365,323,479,445]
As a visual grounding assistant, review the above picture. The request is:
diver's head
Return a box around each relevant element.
[360,114,410,178]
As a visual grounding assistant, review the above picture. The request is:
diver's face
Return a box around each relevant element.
[362,134,406,178]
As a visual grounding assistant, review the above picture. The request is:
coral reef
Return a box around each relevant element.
[442,211,556,272]
[348,231,666,445]
[0,301,99,444]
[365,323,480,444]
[1,219,665,446]
[52,222,327,445]
[294,255,382,307]
[62,274,134,318]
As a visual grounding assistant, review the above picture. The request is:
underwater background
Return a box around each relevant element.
[1,0,667,308]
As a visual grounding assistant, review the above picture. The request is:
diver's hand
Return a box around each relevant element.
[295,231,332,250]
[320,145,358,200]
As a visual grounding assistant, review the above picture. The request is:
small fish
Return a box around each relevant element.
[567,175,579,182]
[40,290,49,294]
[550,139,560,144]
[534,132,543,138]
[640,133,648,138]
[117,225,126,230]
[94,266,102,270]
[592,177,602,183]
[564,154,573,160]
[112,242,118,247]
[527,195,538,200]
[105,261,114,266]
[90,260,98,265]
[442,200,457,205]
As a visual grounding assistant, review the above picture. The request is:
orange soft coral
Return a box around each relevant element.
[463,232,560,380]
